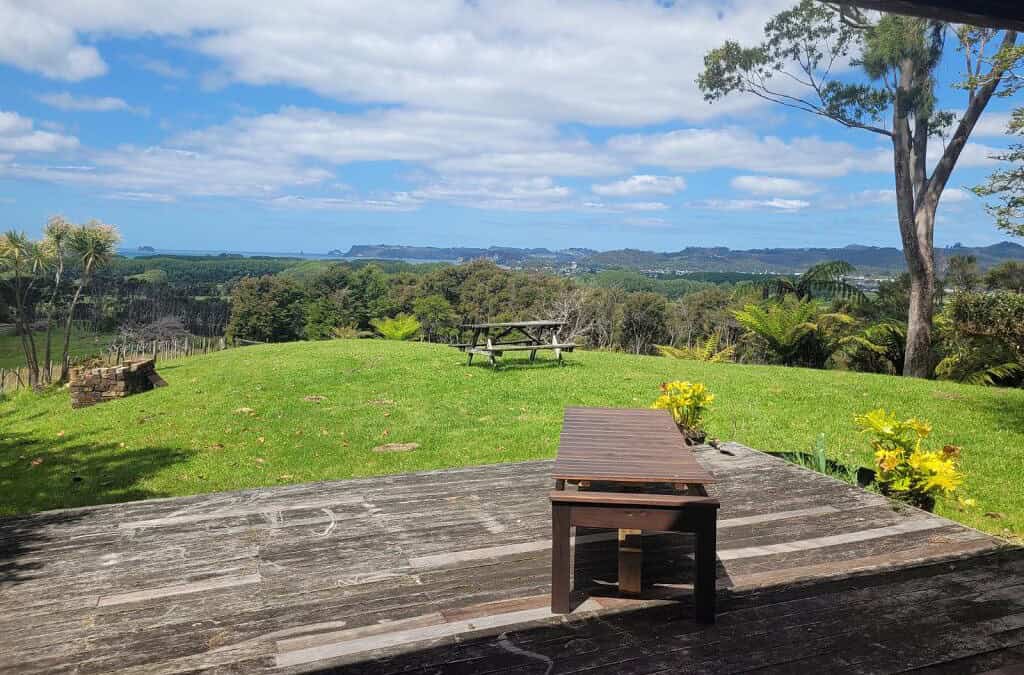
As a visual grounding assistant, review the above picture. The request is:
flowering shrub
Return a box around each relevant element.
[854,409,963,510]
[651,381,714,432]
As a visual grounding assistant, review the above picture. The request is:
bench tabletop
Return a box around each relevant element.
[553,407,715,485]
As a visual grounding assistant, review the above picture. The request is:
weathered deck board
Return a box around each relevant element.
[0,442,1019,674]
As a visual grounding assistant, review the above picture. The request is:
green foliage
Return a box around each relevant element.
[985,260,1024,292]
[651,381,714,431]
[945,255,980,292]
[656,333,735,363]
[937,292,1024,386]
[618,291,668,355]
[370,314,421,341]
[412,294,458,341]
[838,322,906,375]
[305,295,352,341]
[760,260,866,304]
[733,297,854,368]
[225,276,306,343]
[974,108,1024,236]
[855,409,963,510]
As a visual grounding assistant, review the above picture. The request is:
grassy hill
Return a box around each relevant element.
[2,340,1022,539]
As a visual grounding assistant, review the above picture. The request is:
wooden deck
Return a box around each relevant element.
[1,443,1020,674]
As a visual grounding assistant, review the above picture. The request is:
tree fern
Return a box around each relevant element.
[655,333,735,363]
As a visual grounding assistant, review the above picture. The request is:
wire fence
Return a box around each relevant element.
[0,335,235,395]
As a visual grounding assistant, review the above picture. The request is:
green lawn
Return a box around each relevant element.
[2,339,1022,540]
[0,326,113,369]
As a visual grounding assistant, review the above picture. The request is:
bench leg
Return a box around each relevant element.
[694,512,717,624]
[551,503,572,613]
[618,529,643,595]
[467,351,474,366]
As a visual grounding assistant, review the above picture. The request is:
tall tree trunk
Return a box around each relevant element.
[59,281,85,382]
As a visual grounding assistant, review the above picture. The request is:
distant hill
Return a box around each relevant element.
[344,242,1024,274]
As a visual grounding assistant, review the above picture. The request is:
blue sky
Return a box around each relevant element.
[0,1,1019,253]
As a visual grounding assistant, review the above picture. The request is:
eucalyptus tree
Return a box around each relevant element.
[973,107,1024,236]
[699,1,1021,377]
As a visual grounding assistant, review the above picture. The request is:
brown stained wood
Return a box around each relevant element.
[553,407,715,484]
[0,443,1014,674]
[618,529,643,595]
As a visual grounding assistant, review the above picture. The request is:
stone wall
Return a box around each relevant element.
[69,358,167,409]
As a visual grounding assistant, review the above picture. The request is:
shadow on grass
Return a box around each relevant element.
[465,358,584,372]
[0,428,194,586]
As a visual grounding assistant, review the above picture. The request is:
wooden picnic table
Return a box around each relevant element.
[550,407,720,623]
[455,320,575,367]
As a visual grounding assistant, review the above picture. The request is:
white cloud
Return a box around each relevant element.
[104,191,176,203]
[0,111,78,153]
[0,2,106,80]
[689,197,811,211]
[730,175,819,197]
[267,194,420,212]
[609,128,890,178]
[37,91,144,114]
[0,1,790,125]
[2,145,328,198]
[178,106,616,176]
[136,57,188,79]
[410,176,572,211]
[591,175,686,197]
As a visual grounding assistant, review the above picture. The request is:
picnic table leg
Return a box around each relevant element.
[551,503,572,613]
[618,528,643,595]
[694,511,717,624]
[467,328,482,366]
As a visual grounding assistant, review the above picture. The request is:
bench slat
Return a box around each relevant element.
[549,490,719,508]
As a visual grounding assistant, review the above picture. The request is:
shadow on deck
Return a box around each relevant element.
[0,444,1020,674]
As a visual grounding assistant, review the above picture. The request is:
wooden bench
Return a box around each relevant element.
[550,407,720,623]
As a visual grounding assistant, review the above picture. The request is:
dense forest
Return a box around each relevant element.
[4,235,1024,388]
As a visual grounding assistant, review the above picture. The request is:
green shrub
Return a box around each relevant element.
[370,314,421,341]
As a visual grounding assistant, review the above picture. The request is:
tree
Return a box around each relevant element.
[945,254,980,292]
[41,217,72,383]
[412,294,457,342]
[760,260,866,303]
[618,291,668,355]
[699,2,1021,377]
[225,276,307,343]
[984,260,1024,292]
[973,107,1024,235]
[60,222,119,380]
[733,297,854,368]
[0,231,47,385]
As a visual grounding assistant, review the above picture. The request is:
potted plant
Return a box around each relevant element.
[651,380,714,446]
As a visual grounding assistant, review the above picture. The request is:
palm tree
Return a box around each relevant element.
[59,222,119,381]
[838,322,907,375]
[761,260,866,304]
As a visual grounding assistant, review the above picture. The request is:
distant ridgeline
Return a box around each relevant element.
[345,242,1024,274]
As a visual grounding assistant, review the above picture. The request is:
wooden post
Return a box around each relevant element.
[551,503,571,613]
[694,512,717,624]
[618,529,643,595]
